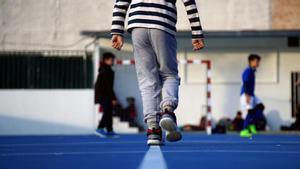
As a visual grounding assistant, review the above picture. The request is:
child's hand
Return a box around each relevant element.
[192,39,205,51]
[111,34,123,50]
[112,100,118,106]
[246,94,251,104]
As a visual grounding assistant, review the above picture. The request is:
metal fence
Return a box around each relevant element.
[0,51,93,89]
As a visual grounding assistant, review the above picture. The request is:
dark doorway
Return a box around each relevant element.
[291,72,300,117]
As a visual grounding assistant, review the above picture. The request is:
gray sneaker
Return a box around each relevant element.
[159,110,182,142]
[147,128,164,146]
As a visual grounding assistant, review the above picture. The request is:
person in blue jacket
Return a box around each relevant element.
[240,54,265,137]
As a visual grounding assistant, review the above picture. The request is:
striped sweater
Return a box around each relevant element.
[111,0,204,39]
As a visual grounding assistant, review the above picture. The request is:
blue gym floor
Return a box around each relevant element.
[0,133,300,169]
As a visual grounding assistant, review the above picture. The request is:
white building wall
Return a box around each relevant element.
[0,0,271,50]
[0,90,94,135]
[177,0,271,31]
[0,49,298,135]
[200,51,300,130]
[259,52,300,130]
[98,38,300,131]
[0,0,299,135]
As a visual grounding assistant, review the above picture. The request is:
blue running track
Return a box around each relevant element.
[0,133,300,169]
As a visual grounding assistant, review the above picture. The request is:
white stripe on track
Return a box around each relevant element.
[1,140,300,147]
[138,146,168,169]
[2,149,300,157]
[0,151,145,157]
[0,141,145,147]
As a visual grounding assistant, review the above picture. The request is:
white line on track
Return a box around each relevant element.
[0,141,144,147]
[1,140,300,147]
[1,149,300,157]
[138,146,168,169]
[162,150,300,154]
[0,151,146,157]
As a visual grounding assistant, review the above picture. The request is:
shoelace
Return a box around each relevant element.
[147,128,162,136]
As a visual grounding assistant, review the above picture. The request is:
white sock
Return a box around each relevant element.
[163,105,174,112]
[147,120,159,129]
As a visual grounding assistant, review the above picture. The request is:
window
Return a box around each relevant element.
[0,51,93,89]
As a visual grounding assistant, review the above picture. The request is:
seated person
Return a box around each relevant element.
[281,104,300,131]
[229,111,244,131]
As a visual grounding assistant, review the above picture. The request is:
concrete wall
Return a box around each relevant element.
[0,90,94,135]
[0,0,273,51]
[178,0,271,31]
[0,0,112,50]
[2,0,299,51]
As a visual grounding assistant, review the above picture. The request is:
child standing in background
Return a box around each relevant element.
[94,53,119,138]
[240,54,265,137]
[111,0,205,145]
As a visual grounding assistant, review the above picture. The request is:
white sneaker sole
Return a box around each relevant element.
[159,117,182,142]
[147,139,164,146]
[94,131,107,138]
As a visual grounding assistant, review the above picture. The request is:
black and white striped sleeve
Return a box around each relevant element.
[111,0,131,35]
[182,0,204,39]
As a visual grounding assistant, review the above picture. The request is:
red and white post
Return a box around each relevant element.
[202,60,212,135]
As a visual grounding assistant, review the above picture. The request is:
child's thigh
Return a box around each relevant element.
[149,29,178,74]
[240,94,255,112]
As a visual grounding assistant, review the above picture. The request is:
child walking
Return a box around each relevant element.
[111,0,205,145]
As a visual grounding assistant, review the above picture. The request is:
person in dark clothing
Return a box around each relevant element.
[281,80,300,130]
[124,97,137,123]
[230,111,244,131]
[281,103,300,131]
[124,97,145,132]
[255,104,267,131]
[94,52,118,138]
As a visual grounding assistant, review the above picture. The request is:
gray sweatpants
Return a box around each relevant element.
[132,28,180,125]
